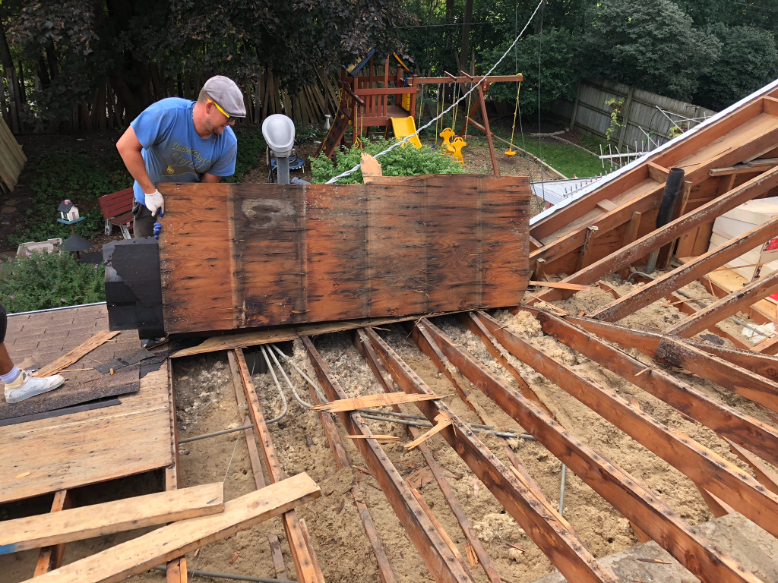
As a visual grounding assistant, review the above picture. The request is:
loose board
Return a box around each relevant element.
[158,176,530,334]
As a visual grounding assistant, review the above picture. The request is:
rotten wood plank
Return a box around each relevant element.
[417,316,762,583]
[34,331,120,378]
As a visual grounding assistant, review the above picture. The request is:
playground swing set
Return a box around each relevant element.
[315,50,523,176]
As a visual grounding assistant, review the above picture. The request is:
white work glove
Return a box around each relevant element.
[144,189,165,217]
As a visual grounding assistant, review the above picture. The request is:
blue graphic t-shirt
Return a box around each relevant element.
[130,98,238,205]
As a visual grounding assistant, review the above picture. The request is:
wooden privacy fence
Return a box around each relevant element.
[0,115,26,192]
[552,79,716,152]
[30,69,342,133]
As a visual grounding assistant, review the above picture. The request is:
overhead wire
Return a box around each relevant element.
[325,0,547,184]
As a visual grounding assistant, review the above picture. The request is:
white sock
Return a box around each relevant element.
[1,366,21,384]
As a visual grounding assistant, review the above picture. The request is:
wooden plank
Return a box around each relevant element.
[618,212,642,279]
[30,473,320,583]
[352,330,502,583]
[569,315,778,415]
[477,310,778,541]
[235,349,323,583]
[33,490,71,577]
[576,226,598,271]
[313,392,443,413]
[1,483,224,554]
[668,269,778,337]
[418,317,761,583]
[647,162,670,183]
[700,265,777,325]
[364,327,617,583]
[592,213,778,321]
[0,368,174,504]
[158,177,529,334]
[727,439,778,496]
[529,281,590,291]
[301,336,475,583]
[403,413,452,449]
[33,331,120,378]
[528,308,778,470]
[685,338,778,383]
[530,165,778,304]
[164,364,186,583]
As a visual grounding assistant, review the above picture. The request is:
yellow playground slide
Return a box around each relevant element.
[390,117,423,148]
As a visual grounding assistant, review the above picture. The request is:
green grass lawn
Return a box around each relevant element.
[517,138,606,179]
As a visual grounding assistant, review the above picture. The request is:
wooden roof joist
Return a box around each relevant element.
[529,164,778,305]
[590,213,778,322]
[523,307,778,469]
[529,82,778,278]
[472,311,778,542]
[359,326,616,583]
[301,337,476,583]
[412,317,762,583]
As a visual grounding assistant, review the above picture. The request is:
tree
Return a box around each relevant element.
[579,0,720,101]
[694,24,778,110]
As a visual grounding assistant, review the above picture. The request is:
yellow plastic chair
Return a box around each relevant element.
[439,128,456,155]
[450,137,467,167]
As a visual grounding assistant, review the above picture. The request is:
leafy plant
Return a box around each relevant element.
[224,127,266,183]
[311,138,465,184]
[0,251,105,313]
[605,98,624,141]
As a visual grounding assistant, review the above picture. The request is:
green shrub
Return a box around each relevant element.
[11,149,131,247]
[311,138,465,184]
[0,252,106,313]
[224,126,266,183]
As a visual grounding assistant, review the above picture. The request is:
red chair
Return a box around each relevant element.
[98,187,134,239]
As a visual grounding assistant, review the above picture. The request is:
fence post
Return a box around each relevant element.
[617,86,635,150]
[569,81,582,130]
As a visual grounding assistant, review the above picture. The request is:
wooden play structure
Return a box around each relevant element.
[316,51,522,176]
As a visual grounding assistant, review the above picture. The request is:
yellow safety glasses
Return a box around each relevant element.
[208,99,235,123]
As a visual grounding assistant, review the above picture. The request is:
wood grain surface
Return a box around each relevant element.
[158,176,529,333]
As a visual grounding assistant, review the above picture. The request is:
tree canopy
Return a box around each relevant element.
[1,0,777,131]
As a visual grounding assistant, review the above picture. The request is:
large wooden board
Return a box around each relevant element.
[158,176,530,334]
[0,366,174,504]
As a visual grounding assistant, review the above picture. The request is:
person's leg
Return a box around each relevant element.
[0,305,65,403]
[132,200,156,238]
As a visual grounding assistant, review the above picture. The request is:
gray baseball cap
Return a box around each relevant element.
[202,75,246,118]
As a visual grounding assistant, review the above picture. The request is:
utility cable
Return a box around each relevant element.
[260,345,289,423]
[267,343,315,409]
[325,0,546,184]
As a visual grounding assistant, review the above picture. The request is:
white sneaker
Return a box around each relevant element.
[4,371,65,403]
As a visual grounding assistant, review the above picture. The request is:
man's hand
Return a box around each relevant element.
[145,190,165,217]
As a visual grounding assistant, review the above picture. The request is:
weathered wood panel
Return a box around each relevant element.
[159,176,529,334]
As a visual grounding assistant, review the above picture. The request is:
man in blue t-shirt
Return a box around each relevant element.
[116,76,244,238]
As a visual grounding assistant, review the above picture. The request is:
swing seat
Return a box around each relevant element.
[450,137,467,167]
[504,149,517,156]
[439,128,456,155]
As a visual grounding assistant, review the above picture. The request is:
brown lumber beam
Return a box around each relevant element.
[526,307,778,470]
[668,292,750,349]
[709,158,778,177]
[562,315,778,416]
[300,352,398,583]
[529,165,778,304]
[227,351,288,580]
[685,338,778,383]
[647,162,670,183]
[455,312,553,416]
[363,327,616,583]
[755,335,778,355]
[235,348,323,583]
[592,213,778,321]
[164,361,187,583]
[668,269,778,337]
[475,310,778,541]
[618,212,642,279]
[727,439,778,496]
[419,316,760,583]
[33,490,73,577]
[353,329,502,583]
[576,226,599,271]
[300,336,475,583]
